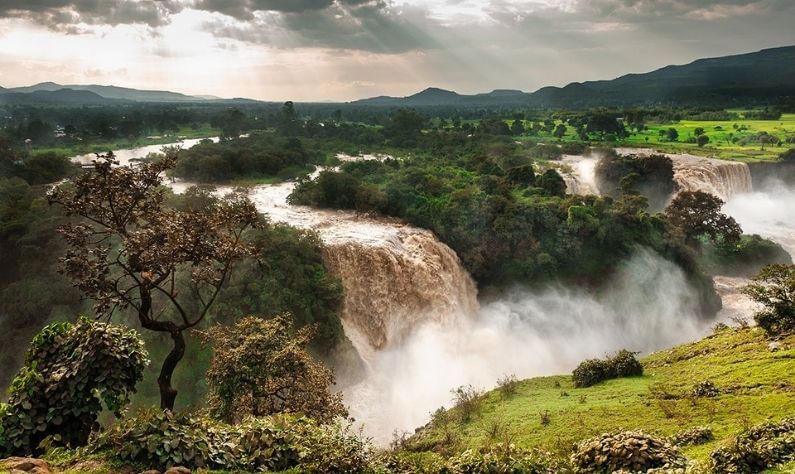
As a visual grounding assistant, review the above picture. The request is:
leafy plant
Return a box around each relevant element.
[572,350,643,388]
[0,318,148,456]
[571,430,686,473]
[743,264,795,335]
[710,417,795,473]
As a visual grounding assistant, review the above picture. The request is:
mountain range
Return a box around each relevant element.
[1,45,794,107]
[352,45,795,108]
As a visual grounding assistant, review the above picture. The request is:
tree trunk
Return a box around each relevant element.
[158,329,185,411]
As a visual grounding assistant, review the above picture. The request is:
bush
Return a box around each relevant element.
[451,385,484,422]
[572,350,643,388]
[692,380,720,398]
[710,417,795,473]
[496,374,519,398]
[93,410,382,472]
[744,264,795,335]
[571,430,686,473]
[671,426,714,446]
[572,359,610,388]
[0,318,148,456]
[444,443,563,473]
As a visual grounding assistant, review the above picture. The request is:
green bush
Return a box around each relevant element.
[572,350,643,388]
[709,417,795,473]
[93,410,382,472]
[444,443,564,473]
[571,430,686,473]
[0,318,148,456]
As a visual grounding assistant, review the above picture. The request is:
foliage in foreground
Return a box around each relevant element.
[91,409,379,473]
[200,315,347,424]
[744,264,795,335]
[709,417,795,473]
[571,430,686,473]
[443,443,565,473]
[571,349,643,388]
[0,318,148,456]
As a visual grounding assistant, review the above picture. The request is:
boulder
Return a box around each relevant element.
[164,467,191,474]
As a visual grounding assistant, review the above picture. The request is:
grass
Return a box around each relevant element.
[511,113,795,163]
[30,124,220,157]
[405,327,795,471]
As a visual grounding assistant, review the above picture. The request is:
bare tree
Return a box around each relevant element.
[48,152,258,410]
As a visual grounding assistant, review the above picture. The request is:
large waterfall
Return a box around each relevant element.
[173,174,479,359]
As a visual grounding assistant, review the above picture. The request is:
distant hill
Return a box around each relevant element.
[352,45,795,108]
[0,88,118,105]
[6,82,207,103]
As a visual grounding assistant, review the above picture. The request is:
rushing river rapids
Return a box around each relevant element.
[73,143,793,443]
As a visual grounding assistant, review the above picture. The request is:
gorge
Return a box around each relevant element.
[73,143,793,443]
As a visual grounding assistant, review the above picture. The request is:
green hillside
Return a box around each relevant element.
[403,326,795,472]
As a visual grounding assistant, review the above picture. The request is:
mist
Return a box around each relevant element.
[723,179,795,257]
[344,249,713,443]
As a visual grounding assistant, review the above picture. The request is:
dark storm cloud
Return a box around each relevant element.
[0,0,183,28]
[201,1,438,54]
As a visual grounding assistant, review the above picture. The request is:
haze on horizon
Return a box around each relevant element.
[0,0,792,102]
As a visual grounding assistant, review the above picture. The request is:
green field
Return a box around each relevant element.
[405,327,795,472]
[511,112,795,163]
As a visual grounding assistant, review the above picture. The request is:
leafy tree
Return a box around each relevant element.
[48,152,258,410]
[383,108,426,147]
[506,164,535,187]
[553,123,567,141]
[0,318,148,456]
[694,127,705,136]
[510,119,525,135]
[665,128,679,142]
[200,315,347,424]
[585,113,627,139]
[743,264,794,335]
[664,191,741,248]
[697,134,710,147]
[537,169,567,197]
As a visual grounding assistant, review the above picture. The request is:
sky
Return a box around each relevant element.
[0,0,792,101]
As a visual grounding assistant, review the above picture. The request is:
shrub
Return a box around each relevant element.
[496,374,519,398]
[572,359,610,388]
[710,417,795,473]
[671,426,714,446]
[572,350,643,388]
[692,380,720,398]
[744,264,795,335]
[92,410,382,472]
[571,430,686,473]
[444,443,563,473]
[0,318,148,456]
[451,385,484,422]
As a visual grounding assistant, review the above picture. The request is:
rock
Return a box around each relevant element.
[164,467,191,474]
[769,342,780,352]
[140,470,162,474]
[0,457,51,474]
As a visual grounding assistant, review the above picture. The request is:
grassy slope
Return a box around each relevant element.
[406,327,795,470]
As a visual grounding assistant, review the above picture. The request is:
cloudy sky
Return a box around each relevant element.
[0,0,792,101]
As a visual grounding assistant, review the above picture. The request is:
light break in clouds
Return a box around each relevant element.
[0,0,793,101]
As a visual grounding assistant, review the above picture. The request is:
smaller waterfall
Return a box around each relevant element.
[559,155,600,195]
[615,148,753,201]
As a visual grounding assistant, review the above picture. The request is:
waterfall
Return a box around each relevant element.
[559,154,600,195]
[615,148,752,201]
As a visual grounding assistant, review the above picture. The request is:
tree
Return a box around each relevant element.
[510,119,525,135]
[537,169,567,197]
[48,152,258,410]
[664,191,741,248]
[200,315,347,424]
[694,127,705,136]
[553,123,567,141]
[697,135,710,147]
[743,264,794,335]
[665,128,679,142]
[0,318,148,456]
